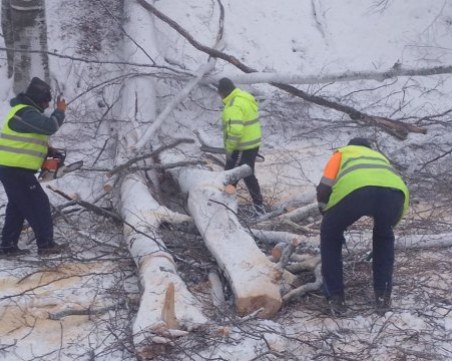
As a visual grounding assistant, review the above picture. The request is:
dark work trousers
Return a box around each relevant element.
[224,147,263,207]
[0,167,53,249]
[320,186,405,298]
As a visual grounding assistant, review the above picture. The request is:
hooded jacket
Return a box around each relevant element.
[222,88,261,154]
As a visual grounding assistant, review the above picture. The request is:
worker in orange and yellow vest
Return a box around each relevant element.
[316,137,409,316]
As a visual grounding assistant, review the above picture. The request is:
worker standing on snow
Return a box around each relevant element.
[217,77,265,215]
[0,77,68,256]
[316,137,409,316]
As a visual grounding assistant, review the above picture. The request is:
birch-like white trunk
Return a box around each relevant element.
[177,165,283,317]
[214,64,452,86]
[120,173,208,348]
[9,0,49,91]
[114,1,208,352]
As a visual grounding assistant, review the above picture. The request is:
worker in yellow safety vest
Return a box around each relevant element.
[316,137,409,316]
[218,77,264,215]
[0,77,67,256]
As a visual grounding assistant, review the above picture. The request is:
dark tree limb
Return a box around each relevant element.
[138,0,427,140]
[108,138,195,177]
[47,185,122,222]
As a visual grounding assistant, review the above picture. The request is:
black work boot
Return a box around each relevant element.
[328,294,347,317]
[0,245,30,256]
[38,242,68,256]
[375,289,391,315]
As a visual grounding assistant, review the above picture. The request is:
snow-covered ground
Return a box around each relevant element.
[1,0,452,360]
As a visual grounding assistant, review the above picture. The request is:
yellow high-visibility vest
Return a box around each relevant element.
[0,104,49,170]
[326,145,409,217]
[222,88,261,154]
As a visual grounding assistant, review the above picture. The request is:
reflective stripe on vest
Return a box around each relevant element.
[238,136,261,148]
[0,132,47,146]
[336,163,400,181]
[0,104,49,170]
[228,118,260,126]
[326,145,409,216]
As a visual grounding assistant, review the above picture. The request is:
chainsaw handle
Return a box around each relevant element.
[47,147,66,162]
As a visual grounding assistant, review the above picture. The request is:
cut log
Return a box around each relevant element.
[120,173,208,348]
[177,165,283,317]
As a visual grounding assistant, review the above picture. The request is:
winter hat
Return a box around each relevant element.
[217,77,236,97]
[348,137,372,149]
[25,77,52,104]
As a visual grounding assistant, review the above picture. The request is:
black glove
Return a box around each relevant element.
[47,147,66,162]
[226,153,234,163]
[47,147,58,157]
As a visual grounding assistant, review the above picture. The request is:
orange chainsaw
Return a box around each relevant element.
[38,148,83,182]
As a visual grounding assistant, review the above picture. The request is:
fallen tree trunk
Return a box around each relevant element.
[176,164,283,317]
[139,0,427,140]
[120,173,208,348]
[212,64,452,86]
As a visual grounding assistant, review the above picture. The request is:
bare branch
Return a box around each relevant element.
[138,0,427,139]
[108,138,195,176]
[283,263,322,302]
[220,64,452,86]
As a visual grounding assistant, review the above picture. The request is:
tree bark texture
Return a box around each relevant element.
[8,0,49,91]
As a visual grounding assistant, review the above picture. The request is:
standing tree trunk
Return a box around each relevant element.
[8,0,49,91]
[110,1,208,355]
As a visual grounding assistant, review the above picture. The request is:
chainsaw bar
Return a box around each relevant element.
[63,160,84,173]
[40,160,84,182]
